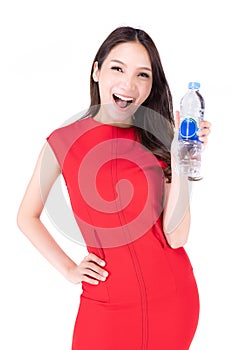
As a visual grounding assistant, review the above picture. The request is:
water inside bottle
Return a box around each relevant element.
[178,141,203,180]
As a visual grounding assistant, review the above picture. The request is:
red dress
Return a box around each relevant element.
[47,116,199,350]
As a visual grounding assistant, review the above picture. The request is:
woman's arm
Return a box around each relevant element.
[162,115,211,248]
[17,143,78,278]
[163,173,191,248]
[17,143,109,284]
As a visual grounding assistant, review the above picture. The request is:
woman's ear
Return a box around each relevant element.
[92,61,99,82]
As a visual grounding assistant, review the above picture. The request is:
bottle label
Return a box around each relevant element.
[179,117,200,141]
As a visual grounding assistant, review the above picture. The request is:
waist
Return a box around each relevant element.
[81,231,194,303]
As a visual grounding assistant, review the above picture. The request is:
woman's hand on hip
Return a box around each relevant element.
[66,253,108,285]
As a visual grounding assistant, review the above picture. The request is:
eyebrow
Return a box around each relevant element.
[110,59,152,71]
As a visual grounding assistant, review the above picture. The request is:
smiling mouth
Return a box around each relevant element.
[113,94,134,108]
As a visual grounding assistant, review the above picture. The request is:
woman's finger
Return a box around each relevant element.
[197,128,211,138]
[84,261,108,277]
[199,120,212,129]
[174,110,180,130]
[197,120,211,145]
[84,253,106,267]
[82,275,100,285]
[83,266,107,281]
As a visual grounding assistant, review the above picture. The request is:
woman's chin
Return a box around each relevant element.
[99,103,135,125]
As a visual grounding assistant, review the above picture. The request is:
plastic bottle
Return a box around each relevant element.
[178,82,205,180]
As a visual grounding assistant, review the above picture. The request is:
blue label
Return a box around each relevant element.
[179,118,199,141]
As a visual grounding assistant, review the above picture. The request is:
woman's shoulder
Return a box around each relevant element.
[46,116,92,167]
[47,116,91,142]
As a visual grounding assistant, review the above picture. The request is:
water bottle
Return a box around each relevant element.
[178,82,205,180]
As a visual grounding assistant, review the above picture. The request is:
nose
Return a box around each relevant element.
[121,73,136,91]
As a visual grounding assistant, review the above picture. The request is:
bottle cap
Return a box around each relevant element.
[188,82,200,90]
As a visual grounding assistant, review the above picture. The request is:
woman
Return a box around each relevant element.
[17,26,211,349]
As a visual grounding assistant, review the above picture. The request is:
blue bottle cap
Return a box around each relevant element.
[188,82,200,90]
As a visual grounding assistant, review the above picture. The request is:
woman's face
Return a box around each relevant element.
[93,41,153,125]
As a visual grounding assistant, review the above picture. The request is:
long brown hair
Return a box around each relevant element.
[82,26,174,182]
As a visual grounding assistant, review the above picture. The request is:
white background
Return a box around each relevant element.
[1,0,232,349]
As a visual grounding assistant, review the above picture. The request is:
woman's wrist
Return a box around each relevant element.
[61,260,78,280]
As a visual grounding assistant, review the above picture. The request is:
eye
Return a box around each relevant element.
[138,72,150,78]
[111,66,123,73]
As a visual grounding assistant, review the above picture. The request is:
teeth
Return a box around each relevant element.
[114,94,133,102]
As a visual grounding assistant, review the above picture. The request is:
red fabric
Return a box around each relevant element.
[47,116,199,350]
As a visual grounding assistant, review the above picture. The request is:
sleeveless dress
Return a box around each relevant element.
[47,116,199,350]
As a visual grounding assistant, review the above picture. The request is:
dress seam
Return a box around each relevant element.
[114,128,149,350]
